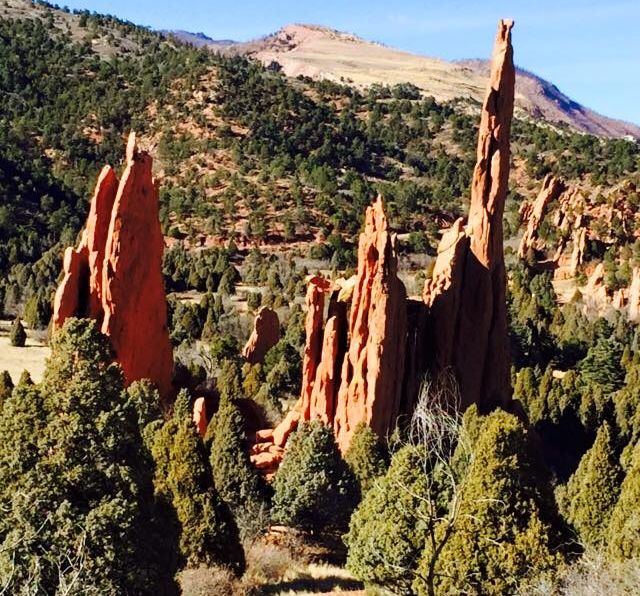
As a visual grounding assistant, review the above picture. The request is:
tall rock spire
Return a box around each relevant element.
[424,19,515,411]
[52,133,174,404]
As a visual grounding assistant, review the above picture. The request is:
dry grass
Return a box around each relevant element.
[179,541,364,596]
[0,320,49,384]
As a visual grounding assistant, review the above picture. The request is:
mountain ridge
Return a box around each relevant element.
[185,23,640,140]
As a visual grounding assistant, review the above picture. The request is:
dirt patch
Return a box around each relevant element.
[0,320,49,384]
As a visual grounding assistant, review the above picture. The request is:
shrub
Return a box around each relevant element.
[150,390,245,574]
[9,317,26,347]
[208,397,267,535]
[272,421,357,532]
[0,370,13,408]
[0,319,179,594]
[607,442,640,560]
[557,422,622,546]
[345,446,429,595]
[414,409,571,595]
[344,423,387,495]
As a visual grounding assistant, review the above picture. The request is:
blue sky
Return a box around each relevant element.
[60,0,640,125]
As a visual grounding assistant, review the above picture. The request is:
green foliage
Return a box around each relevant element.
[23,291,52,329]
[150,390,245,573]
[607,442,640,560]
[579,337,624,394]
[345,446,429,595]
[9,316,26,346]
[272,420,357,532]
[344,423,387,495]
[0,370,13,408]
[414,409,570,595]
[0,318,178,594]
[208,397,267,527]
[557,422,623,547]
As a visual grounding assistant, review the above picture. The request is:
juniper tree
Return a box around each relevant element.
[272,420,357,533]
[607,442,640,560]
[9,316,26,347]
[0,318,179,594]
[557,422,623,547]
[344,422,387,496]
[150,390,245,573]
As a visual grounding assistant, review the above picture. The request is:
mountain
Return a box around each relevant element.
[167,30,236,48]
[189,23,640,139]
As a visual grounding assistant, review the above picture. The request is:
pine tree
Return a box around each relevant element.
[9,316,26,347]
[344,422,387,495]
[0,318,179,594]
[607,442,640,560]
[151,390,245,573]
[414,409,570,596]
[557,422,622,546]
[272,420,357,532]
[345,446,429,595]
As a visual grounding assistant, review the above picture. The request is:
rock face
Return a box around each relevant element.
[193,397,208,437]
[333,197,408,450]
[250,20,516,471]
[423,19,514,411]
[518,175,565,258]
[242,307,280,364]
[52,133,174,404]
[629,268,640,322]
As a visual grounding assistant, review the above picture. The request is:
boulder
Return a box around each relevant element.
[242,307,280,364]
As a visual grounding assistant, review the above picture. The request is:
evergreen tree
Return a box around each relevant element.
[557,422,622,546]
[414,410,570,596]
[150,390,245,573]
[0,370,13,408]
[208,396,266,524]
[9,316,26,347]
[607,442,640,560]
[0,318,179,594]
[345,446,429,595]
[272,420,357,532]
[344,422,387,495]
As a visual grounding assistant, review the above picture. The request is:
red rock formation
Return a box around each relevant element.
[423,19,514,411]
[193,397,208,437]
[629,268,640,322]
[250,20,516,474]
[52,133,174,404]
[333,196,408,451]
[242,307,280,364]
[299,276,331,419]
[570,227,587,276]
[52,166,118,328]
[518,175,565,258]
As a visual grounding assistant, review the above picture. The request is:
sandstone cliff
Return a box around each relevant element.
[242,307,280,364]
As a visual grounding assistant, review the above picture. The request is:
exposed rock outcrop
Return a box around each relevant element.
[52,133,174,403]
[518,175,565,258]
[333,197,408,450]
[423,19,514,411]
[242,307,280,364]
[629,268,640,322]
[250,20,516,472]
[193,397,208,437]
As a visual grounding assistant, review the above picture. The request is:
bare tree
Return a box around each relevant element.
[389,371,477,596]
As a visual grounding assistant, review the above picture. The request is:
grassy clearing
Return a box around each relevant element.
[0,320,49,384]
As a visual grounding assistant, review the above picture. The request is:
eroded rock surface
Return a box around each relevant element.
[52,133,174,403]
[242,307,280,364]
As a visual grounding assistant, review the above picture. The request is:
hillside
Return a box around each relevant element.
[2,4,640,595]
[208,23,640,139]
